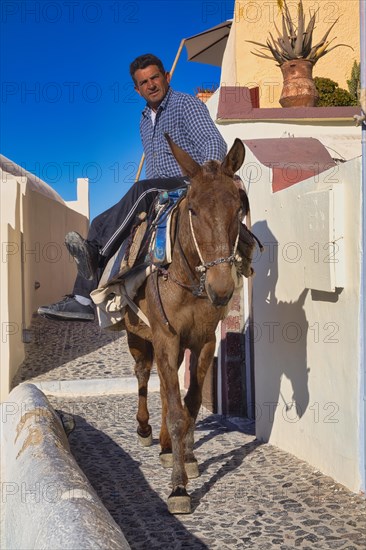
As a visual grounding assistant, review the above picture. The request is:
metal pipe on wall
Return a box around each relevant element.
[359,0,366,494]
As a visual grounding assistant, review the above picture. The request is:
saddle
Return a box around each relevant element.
[91,188,187,329]
[91,186,262,330]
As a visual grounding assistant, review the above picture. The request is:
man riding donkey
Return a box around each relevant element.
[38,54,258,322]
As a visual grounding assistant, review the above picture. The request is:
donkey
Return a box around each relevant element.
[123,135,246,514]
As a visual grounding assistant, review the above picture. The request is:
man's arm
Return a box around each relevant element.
[182,95,227,162]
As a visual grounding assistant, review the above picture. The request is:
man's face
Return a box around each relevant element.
[134,65,171,110]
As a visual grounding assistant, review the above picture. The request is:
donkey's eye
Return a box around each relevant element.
[188,206,197,216]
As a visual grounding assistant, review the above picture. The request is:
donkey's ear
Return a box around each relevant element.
[221,139,245,176]
[165,133,201,178]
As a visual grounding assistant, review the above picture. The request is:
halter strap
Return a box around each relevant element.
[188,210,240,274]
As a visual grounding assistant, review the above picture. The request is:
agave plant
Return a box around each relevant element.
[246,0,352,66]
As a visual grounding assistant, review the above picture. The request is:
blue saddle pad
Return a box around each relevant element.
[149,187,186,265]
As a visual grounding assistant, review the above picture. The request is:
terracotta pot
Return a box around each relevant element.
[195,92,214,103]
[279,59,319,108]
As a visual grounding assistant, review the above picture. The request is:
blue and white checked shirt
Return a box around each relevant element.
[140,88,227,179]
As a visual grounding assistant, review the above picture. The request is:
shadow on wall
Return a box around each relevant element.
[251,220,310,441]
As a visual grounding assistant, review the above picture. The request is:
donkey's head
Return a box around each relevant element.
[165,134,246,307]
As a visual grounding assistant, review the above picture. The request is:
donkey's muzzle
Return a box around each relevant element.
[206,283,234,307]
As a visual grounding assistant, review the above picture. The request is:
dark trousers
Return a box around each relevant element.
[73,176,188,298]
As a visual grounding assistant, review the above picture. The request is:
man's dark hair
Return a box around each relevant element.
[130,54,166,83]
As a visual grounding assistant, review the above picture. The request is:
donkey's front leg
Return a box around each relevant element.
[184,341,216,476]
[155,346,191,514]
[159,348,185,467]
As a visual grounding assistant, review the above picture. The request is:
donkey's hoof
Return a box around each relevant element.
[168,487,191,515]
[185,460,199,479]
[137,429,153,447]
[159,453,199,478]
[159,451,173,468]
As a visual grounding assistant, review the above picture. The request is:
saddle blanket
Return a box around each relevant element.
[149,187,186,265]
[91,187,186,329]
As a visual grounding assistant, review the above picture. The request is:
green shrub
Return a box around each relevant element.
[347,61,360,101]
[314,77,358,107]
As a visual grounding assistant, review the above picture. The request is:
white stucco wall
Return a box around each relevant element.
[206,94,363,493]
[249,154,362,494]
[0,161,89,401]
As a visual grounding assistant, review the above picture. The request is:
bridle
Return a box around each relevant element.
[156,208,241,298]
[188,210,241,296]
[150,200,256,326]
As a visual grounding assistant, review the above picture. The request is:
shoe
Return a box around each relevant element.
[37,295,95,321]
[65,231,99,280]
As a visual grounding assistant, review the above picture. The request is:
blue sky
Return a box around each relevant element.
[1,0,234,218]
